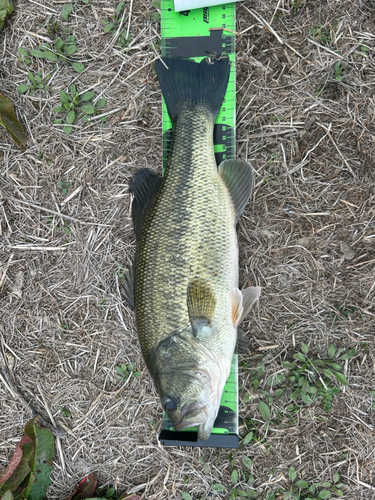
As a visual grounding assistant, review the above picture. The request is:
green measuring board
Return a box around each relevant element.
[161,1,236,170]
[158,0,239,449]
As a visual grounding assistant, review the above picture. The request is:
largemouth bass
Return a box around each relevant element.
[124,57,260,441]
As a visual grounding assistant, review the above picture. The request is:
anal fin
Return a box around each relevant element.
[218,159,254,221]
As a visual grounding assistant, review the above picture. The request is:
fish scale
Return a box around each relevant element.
[135,108,237,358]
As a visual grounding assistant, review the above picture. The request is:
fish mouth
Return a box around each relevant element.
[174,401,207,431]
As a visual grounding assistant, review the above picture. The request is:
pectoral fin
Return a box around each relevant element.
[229,288,243,328]
[187,278,216,337]
[241,286,261,321]
[218,159,254,221]
[230,286,261,328]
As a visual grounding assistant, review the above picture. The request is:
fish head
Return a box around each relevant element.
[150,327,226,441]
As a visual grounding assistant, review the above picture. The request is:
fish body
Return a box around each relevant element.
[127,58,260,440]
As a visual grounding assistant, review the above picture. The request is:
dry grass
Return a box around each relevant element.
[1,0,375,499]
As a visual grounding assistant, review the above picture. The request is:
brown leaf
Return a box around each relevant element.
[0,435,32,485]
[0,92,27,150]
[68,474,98,500]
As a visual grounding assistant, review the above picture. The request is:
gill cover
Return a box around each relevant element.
[148,327,225,441]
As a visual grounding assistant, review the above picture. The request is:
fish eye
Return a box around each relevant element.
[163,398,177,412]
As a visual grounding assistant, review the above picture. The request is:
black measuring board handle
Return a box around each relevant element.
[163,29,234,58]
[159,430,239,448]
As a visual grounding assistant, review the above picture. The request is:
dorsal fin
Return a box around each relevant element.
[218,159,254,220]
[119,263,135,310]
[187,278,216,336]
[129,168,162,235]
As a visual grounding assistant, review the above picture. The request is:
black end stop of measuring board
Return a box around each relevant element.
[159,430,239,449]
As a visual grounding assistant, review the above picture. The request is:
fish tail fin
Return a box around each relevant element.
[155,57,230,120]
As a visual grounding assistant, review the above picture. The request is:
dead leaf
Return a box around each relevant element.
[340,241,355,260]
[11,271,24,298]
[0,92,27,150]
[297,237,311,248]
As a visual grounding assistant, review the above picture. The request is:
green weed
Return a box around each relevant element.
[17,38,85,73]
[113,264,126,278]
[333,61,348,82]
[53,83,106,135]
[17,47,31,65]
[150,0,161,22]
[0,0,13,33]
[101,2,132,48]
[290,1,303,13]
[330,301,358,325]
[182,495,205,500]
[46,18,60,37]
[58,406,71,417]
[57,180,70,194]
[115,362,141,382]
[263,173,277,184]
[96,486,117,499]
[246,345,353,419]
[268,467,344,499]
[311,15,339,48]
[61,3,73,21]
[281,343,353,412]
[55,34,78,58]
[17,70,51,95]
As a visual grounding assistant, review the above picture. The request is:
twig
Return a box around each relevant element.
[244,6,283,44]
[0,253,14,290]
[87,105,128,122]
[283,123,332,176]
[124,56,158,81]
[126,0,134,42]
[208,27,238,35]
[0,339,66,438]
[308,38,345,59]
[270,0,282,25]
[8,245,72,251]
[110,2,128,48]
[243,5,304,59]
[9,197,112,227]
[327,131,356,178]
